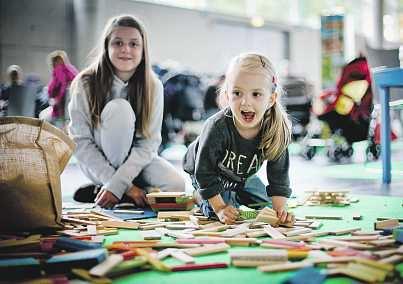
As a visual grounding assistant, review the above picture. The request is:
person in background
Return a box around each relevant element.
[68,15,185,209]
[41,50,78,128]
[1,65,35,117]
[184,53,294,225]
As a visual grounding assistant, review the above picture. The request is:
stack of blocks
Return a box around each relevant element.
[146,192,194,212]
[304,190,351,206]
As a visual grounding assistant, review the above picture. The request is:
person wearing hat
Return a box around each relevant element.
[1,65,35,117]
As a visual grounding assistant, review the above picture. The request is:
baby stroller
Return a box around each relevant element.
[301,56,376,162]
[160,71,205,149]
[282,75,314,139]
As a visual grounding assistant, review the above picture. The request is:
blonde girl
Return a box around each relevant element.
[184,52,293,224]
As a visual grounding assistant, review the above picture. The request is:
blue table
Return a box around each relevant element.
[372,67,403,184]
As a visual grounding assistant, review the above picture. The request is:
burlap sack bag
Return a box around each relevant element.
[0,117,75,231]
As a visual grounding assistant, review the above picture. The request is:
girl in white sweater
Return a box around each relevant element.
[68,15,185,209]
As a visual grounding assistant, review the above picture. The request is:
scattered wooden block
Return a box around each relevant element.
[379,254,403,264]
[223,238,258,246]
[89,254,124,277]
[329,227,361,236]
[377,217,403,222]
[229,250,288,262]
[184,243,230,256]
[336,235,380,242]
[258,261,312,272]
[374,219,399,230]
[170,262,228,271]
[305,215,343,220]
[146,192,194,212]
[54,237,102,252]
[141,230,162,240]
[319,239,374,250]
[45,249,107,273]
[352,231,381,236]
[135,248,171,272]
[100,220,139,230]
[263,225,286,239]
[170,250,195,264]
[157,211,191,221]
[308,221,323,229]
[284,228,312,237]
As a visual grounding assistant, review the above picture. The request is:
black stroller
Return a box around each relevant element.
[160,71,205,149]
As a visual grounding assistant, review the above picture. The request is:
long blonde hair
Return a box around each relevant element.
[220,53,292,161]
[75,15,155,137]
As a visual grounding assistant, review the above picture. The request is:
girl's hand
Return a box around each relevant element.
[275,207,295,224]
[272,195,295,224]
[125,185,148,208]
[95,189,119,209]
[216,205,239,224]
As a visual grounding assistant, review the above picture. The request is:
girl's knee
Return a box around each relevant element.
[102,98,135,123]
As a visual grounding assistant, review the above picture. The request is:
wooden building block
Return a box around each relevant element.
[305,215,343,220]
[263,225,286,239]
[229,250,288,262]
[258,261,312,272]
[352,231,381,236]
[176,238,225,245]
[284,228,312,237]
[374,219,399,230]
[157,211,191,221]
[170,250,195,264]
[220,223,250,237]
[369,239,396,247]
[141,230,162,240]
[89,254,124,277]
[260,239,307,249]
[336,235,379,242]
[246,229,267,238]
[45,249,107,273]
[100,220,139,230]
[54,237,102,252]
[377,217,403,222]
[223,238,258,246]
[184,243,230,256]
[373,248,398,258]
[156,228,193,239]
[319,239,374,250]
[379,254,403,264]
[329,227,361,236]
[135,248,171,272]
[232,259,283,267]
[308,221,323,229]
[170,262,228,271]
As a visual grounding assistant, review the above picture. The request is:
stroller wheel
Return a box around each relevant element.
[344,146,354,158]
[327,146,344,162]
[366,143,380,161]
[301,146,316,160]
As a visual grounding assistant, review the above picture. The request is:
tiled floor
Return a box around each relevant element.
[61,141,403,203]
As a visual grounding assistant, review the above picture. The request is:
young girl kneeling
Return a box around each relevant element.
[184,53,294,224]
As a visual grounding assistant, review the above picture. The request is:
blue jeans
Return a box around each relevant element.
[199,175,272,218]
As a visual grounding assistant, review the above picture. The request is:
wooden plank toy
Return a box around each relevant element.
[146,192,194,212]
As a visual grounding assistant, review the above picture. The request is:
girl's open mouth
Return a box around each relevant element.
[241,111,255,122]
